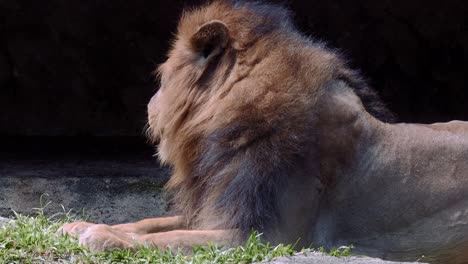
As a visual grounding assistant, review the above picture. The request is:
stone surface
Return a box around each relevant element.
[259,252,427,264]
[0,216,12,227]
[0,155,170,224]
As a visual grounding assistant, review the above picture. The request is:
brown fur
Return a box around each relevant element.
[149,0,393,233]
[59,2,468,263]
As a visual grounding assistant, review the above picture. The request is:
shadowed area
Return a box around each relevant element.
[0,137,170,223]
[0,0,467,138]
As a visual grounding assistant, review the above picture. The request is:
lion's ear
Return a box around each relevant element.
[190,20,229,60]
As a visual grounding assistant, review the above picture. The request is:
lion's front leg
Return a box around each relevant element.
[139,229,239,251]
[58,216,187,252]
[59,221,239,252]
[112,215,185,235]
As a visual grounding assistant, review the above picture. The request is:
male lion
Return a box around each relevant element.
[59,1,468,263]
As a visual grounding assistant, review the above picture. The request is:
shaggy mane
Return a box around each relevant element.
[176,0,394,123]
[159,0,395,235]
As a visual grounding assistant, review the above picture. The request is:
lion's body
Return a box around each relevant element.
[313,83,468,262]
[60,1,468,263]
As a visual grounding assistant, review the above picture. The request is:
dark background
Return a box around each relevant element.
[1,0,467,153]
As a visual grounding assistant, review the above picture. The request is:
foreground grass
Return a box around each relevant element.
[0,206,352,264]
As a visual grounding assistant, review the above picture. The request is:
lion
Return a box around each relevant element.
[59,1,468,263]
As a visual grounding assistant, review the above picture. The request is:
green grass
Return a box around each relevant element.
[0,202,353,263]
[317,245,353,257]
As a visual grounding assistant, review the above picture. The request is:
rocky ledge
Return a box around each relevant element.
[257,252,426,264]
[0,216,11,227]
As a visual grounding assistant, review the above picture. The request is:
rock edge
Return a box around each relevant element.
[256,252,427,264]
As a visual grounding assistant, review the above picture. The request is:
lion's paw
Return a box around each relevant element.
[59,223,141,252]
[80,224,134,252]
[57,221,96,237]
